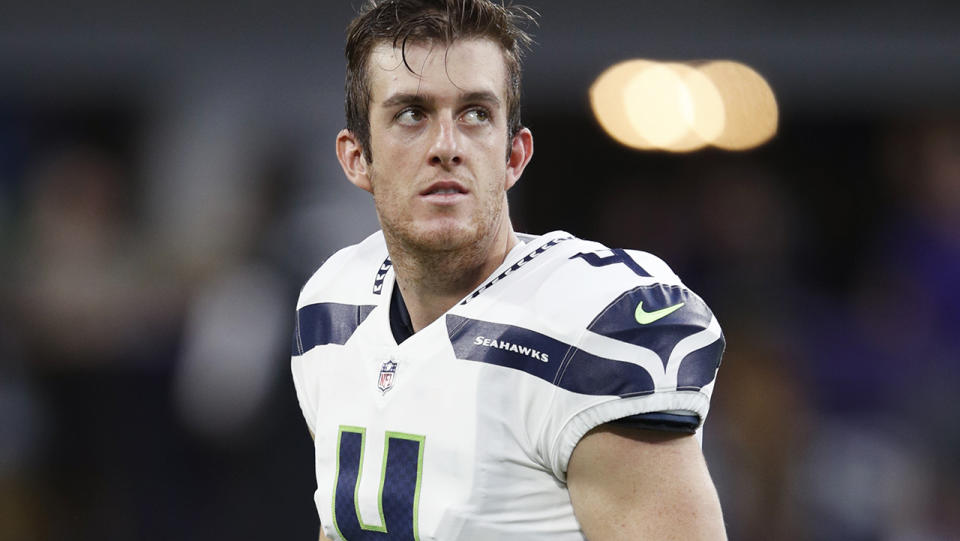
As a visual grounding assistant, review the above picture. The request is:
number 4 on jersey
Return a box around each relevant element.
[332,426,425,541]
[570,249,651,277]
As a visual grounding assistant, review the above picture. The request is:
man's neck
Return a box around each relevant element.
[387,228,518,333]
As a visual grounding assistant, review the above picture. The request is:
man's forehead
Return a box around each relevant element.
[368,37,506,66]
[367,38,509,101]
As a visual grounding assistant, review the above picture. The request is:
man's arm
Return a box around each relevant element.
[567,424,727,540]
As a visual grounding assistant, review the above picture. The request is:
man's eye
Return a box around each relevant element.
[462,108,490,125]
[396,108,424,125]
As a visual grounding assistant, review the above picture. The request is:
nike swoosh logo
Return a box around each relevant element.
[634,301,685,325]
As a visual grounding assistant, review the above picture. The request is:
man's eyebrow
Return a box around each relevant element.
[460,91,501,107]
[381,93,429,109]
[380,91,501,109]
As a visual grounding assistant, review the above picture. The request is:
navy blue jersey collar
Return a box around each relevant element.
[389,284,416,344]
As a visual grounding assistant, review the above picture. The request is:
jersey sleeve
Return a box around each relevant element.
[291,285,333,435]
[290,338,319,435]
[542,279,724,481]
[289,235,384,436]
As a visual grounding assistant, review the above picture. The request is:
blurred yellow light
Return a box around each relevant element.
[590,58,777,152]
[698,60,779,150]
[674,63,726,146]
[624,62,706,151]
[589,59,656,150]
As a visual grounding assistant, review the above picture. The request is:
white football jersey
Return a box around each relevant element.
[291,230,724,540]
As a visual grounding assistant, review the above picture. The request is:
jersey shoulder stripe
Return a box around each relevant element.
[293,231,389,357]
[588,283,715,360]
[586,283,724,392]
[446,314,656,397]
[487,233,723,398]
[293,302,376,356]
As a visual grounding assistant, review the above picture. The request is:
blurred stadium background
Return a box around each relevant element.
[1,1,958,539]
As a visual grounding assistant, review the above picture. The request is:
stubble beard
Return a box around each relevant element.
[371,170,509,292]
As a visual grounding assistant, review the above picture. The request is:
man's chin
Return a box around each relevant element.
[394,221,482,253]
[413,226,477,252]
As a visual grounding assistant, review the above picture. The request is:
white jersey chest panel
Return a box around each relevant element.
[294,231,723,540]
[308,287,590,540]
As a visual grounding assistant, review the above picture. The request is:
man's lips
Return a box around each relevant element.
[419,180,469,197]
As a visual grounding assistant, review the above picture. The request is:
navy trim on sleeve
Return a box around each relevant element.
[677,336,725,391]
[611,412,700,434]
[293,302,376,355]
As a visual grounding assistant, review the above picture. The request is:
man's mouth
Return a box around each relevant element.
[420,181,468,196]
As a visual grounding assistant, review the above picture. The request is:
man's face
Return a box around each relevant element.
[346,38,529,253]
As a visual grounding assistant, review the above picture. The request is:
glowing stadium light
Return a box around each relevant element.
[590,58,777,152]
[674,62,726,146]
[698,60,778,150]
[590,59,657,150]
[623,62,707,151]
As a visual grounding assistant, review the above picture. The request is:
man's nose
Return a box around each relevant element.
[429,118,462,167]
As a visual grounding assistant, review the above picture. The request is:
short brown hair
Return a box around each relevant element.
[344,0,536,161]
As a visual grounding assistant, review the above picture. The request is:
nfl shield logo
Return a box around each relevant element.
[378,360,398,394]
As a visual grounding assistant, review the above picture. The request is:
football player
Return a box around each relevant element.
[292,1,727,539]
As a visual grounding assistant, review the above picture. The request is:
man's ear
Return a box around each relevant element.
[336,129,372,193]
[505,127,533,191]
